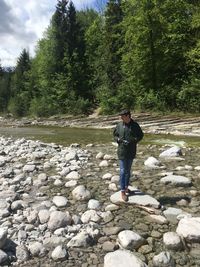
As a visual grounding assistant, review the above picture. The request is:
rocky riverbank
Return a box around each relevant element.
[0,135,200,266]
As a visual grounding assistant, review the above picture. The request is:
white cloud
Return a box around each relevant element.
[0,0,96,67]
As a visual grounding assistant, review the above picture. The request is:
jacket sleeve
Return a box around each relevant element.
[113,125,120,143]
[135,123,144,143]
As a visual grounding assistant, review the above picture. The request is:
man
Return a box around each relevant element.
[113,110,144,202]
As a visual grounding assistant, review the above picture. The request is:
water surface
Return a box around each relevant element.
[0,126,199,147]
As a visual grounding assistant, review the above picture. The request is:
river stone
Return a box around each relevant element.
[0,228,7,249]
[144,157,162,168]
[163,207,183,224]
[118,230,145,250]
[99,160,109,167]
[52,196,68,207]
[28,242,46,257]
[0,250,8,264]
[51,245,68,261]
[159,146,182,157]
[96,152,104,159]
[163,232,182,250]
[67,231,92,248]
[23,164,36,172]
[65,180,77,187]
[16,245,30,262]
[65,171,80,180]
[176,217,200,242]
[110,187,160,208]
[38,209,50,224]
[152,251,175,267]
[81,210,101,224]
[102,173,112,180]
[160,174,191,186]
[65,151,78,161]
[72,185,91,201]
[104,249,148,267]
[48,211,72,231]
[88,199,101,210]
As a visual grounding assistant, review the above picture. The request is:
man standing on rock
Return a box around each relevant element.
[113,110,144,202]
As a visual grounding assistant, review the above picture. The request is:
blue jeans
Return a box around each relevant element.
[119,159,133,191]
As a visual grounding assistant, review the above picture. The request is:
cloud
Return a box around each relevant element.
[0,0,97,67]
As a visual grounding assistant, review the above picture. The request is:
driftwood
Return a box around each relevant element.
[135,205,161,215]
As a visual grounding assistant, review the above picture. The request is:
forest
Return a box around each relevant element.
[0,0,199,117]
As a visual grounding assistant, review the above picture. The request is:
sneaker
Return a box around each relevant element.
[125,187,131,196]
[121,191,128,202]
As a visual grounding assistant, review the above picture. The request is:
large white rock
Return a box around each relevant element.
[65,171,80,180]
[160,175,191,186]
[52,196,68,208]
[159,146,182,157]
[81,210,101,224]
[176,217,200,242]
[144,157,162,169]
[118,230,145,250]
[51,245,68,261]
[163,232,182,250]
[110,187,160,208]
[48,211,72,231]
[163,207,183,224]
[38,209,50,224]
[104,249,148,267]
[72,185,91,201]
[88,199,101,210]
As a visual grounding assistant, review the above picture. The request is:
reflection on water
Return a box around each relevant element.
[0,126,199,147]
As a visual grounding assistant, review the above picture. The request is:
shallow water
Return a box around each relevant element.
[0,125,199,147]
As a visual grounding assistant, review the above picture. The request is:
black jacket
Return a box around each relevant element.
[113,119,143,159]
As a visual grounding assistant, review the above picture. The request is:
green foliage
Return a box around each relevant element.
[1,0,200,116]
[177,79,200,113]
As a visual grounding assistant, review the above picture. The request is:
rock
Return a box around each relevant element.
[148,215,168,224]
[102,173,112,180]
[0,249,8,264]
[88,199,101,210]
[160,174,191,186]
[72,185,91,201]
[52,196,68,208]
[110,187,160,208]
[0,228,7,249]
[28,242,46,257]
[16,244,30,263]
[65,151,78,161]
[104,249,148,267]
[117,230,145,250]
[65,171,80,180]
[176,217,200,242]
[159,146,182,157]
[144,156,162,168]
[99,160,109,167]
[152,251,175,267]
[48,211,72,231]
[38,209,50,224]
[64,180,77,188]
[81,210,101,224]
[67,231,93,248]
[51,245,68,261]
[163,207,183,224]
[163,232,182,250]
[96,152,104,159]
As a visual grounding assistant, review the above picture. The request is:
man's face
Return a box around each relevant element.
[121,114,131,124]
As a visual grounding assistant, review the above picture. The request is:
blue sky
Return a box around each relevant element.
[0,0,101,67]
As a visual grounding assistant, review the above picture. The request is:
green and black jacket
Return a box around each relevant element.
[113,119,144,159]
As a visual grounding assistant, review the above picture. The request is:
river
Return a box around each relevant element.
[0,125,200,147]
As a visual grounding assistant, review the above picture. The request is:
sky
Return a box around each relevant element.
[0,0,97,68]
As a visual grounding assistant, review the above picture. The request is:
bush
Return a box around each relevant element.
[177,79,200,113]
[29,97,59,117]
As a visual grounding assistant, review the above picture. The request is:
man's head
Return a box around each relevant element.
[119,109,131,124]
